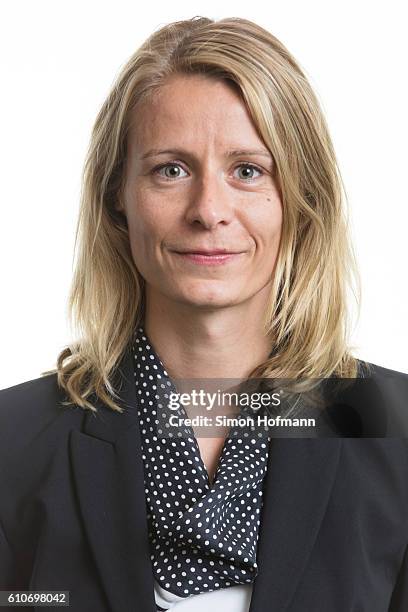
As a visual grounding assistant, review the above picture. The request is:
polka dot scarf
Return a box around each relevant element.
[132,325,271,609]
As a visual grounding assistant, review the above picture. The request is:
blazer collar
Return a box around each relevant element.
[69,342,342,612]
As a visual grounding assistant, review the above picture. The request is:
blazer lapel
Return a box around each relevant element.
[249,436,343,611]
[69,342,157,612]
[70,340,343,612]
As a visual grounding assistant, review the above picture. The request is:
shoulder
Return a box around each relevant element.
[0,371,81,424]
[320,359,408,439]
[0,372,85,469]
[356,359,408,410]
[357,358,408,381]
[1,371,63,408]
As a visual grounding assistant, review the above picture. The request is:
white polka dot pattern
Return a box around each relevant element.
[132,326,271,608]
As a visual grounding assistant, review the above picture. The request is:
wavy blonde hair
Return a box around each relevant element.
[43,15,371,413]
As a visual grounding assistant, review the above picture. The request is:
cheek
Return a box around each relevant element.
[247,196,283,250]
[125,190,165,241]
[272,209,283,244]
[124,193,176,270]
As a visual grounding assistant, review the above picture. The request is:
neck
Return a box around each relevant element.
[143,287,272,382]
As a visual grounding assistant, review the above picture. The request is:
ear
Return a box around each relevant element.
[115,179,126,213]
[114,190,126,213]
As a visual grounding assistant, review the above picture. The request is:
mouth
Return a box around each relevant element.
[170,248,245,266]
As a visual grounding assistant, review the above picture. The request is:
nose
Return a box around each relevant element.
[184,172,234,230]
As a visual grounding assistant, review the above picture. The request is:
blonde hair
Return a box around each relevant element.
[43,16,371,413]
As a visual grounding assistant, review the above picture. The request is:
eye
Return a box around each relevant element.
[234,163,263,182]
[153,163,188,180]
[151,161,264,182]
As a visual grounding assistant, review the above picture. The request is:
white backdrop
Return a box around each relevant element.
[1,0,407,389]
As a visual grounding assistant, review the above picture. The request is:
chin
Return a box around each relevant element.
[152,276,248,308]
[174,287,242,309]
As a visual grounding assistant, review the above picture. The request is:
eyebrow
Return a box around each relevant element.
[139,147,273,161]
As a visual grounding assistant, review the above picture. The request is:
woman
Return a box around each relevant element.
[0,15,407,612]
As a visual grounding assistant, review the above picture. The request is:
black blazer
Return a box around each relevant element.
[1,345,408,612]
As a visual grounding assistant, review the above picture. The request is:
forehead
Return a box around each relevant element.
[127,74,264,151]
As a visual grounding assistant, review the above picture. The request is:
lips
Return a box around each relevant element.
[173,249,243,255]
[170,248,245,267]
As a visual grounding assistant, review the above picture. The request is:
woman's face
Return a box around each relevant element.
[120,74,283,310]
